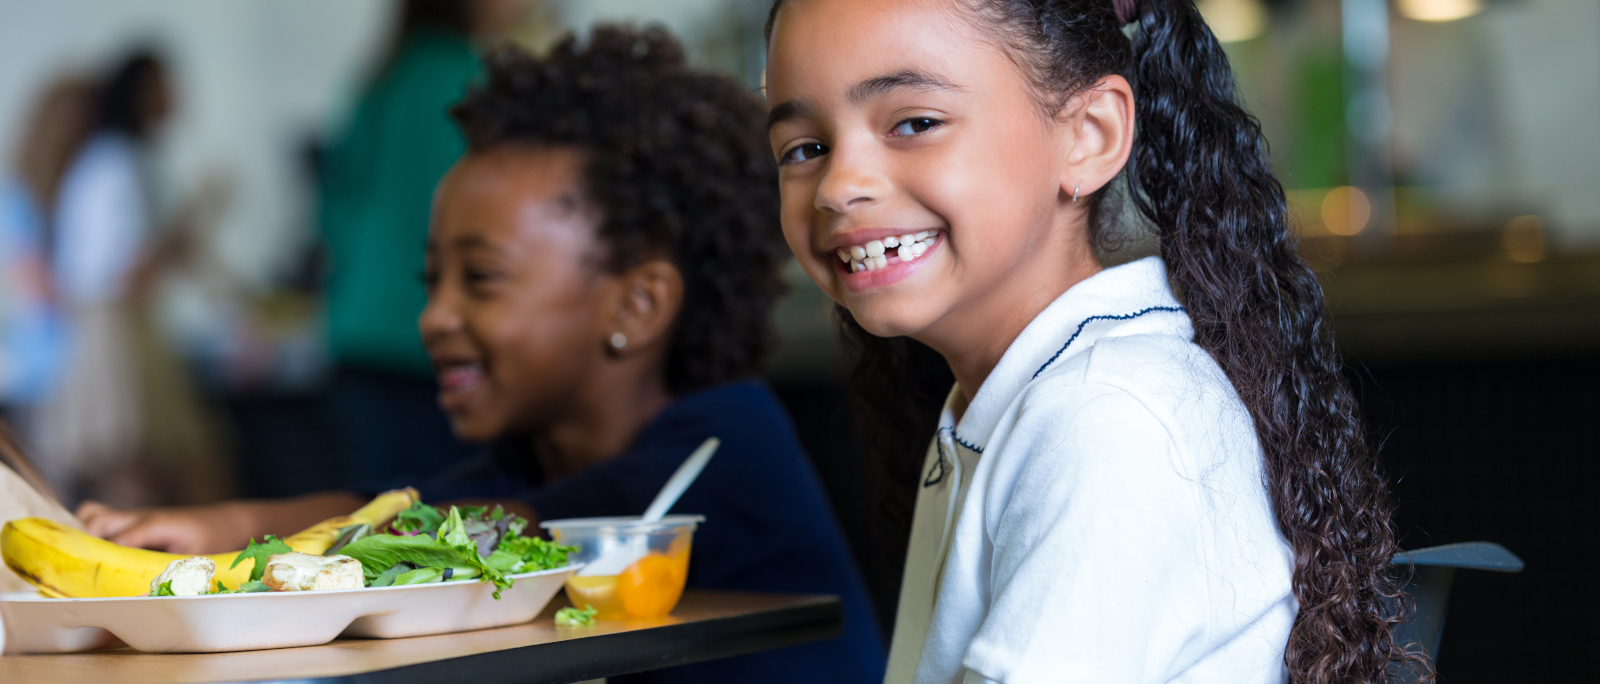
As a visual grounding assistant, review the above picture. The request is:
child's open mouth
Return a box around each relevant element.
[832,230,941,273]
[829,230,942,290]
[436,361,486,408]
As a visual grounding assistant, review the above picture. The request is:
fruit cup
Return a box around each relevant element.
[540,515,702,620]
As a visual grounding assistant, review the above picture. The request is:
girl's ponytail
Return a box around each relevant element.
[1122,1,1429,680]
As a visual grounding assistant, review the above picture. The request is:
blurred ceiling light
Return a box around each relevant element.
[1198,0,1267,43]
[1321,186,1372,236]
[1397,0,1484,22]
[1503,215,1546,263]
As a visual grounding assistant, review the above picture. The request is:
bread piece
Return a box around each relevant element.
[150,556,216,596]
[262,551,364,591]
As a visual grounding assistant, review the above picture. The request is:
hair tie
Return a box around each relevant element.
[1112,0,1136,24]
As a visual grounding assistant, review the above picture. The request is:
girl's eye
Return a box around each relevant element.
[889,117,943,137]
[464,267,499,285]
[780,142,828,165]
[420,268,439,290]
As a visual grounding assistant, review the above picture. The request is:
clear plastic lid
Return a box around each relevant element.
[539,515,705,533]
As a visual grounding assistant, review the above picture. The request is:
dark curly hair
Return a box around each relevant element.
[451,26,788,394]
[769,0,1431,681]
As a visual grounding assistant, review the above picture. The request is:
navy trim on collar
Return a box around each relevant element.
[1031,306,1186,380]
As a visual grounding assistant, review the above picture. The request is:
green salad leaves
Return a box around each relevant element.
[554,605,598,626]
[231,535,292,582]
[339,503,573,599]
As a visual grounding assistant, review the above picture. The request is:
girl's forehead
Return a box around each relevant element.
[432,150,598,254]
[766,0,1005,102]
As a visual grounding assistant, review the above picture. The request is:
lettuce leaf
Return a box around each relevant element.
[555,605,598,626]
[370,561,416,588]
[210,579,271,594]
[391,501,445,535]
[150,580,175,597]
[340,533,478,582]
[499,534,574,571]
[392,567,445,586]
[231,535,292,582]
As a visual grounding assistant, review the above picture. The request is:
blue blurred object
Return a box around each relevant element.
[0,178,67,407]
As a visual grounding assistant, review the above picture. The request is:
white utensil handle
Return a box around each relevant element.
[641,437,719,522]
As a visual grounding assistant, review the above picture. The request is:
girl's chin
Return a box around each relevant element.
[443,409,503,444]
[840,299,936,339]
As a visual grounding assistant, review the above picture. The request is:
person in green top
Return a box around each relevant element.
[318,0,531,485]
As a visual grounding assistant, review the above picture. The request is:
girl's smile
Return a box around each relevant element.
[828,229,943,292]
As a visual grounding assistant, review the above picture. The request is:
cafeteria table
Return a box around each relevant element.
[0,590,842,683]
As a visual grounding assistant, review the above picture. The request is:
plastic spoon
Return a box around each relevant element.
[578,437,720,576]
[642,437,720,521]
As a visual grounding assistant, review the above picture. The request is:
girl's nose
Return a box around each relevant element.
[814,147,891,215]
[418,283,462,343]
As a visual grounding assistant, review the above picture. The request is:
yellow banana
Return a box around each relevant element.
[1,488,417,598]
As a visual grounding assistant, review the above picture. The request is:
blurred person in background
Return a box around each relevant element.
[37,50,233,507]
[318,0,535,486]
[0,77,94,430]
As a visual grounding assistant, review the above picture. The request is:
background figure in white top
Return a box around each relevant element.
[763,0,1430,682]
[36,50,230,507]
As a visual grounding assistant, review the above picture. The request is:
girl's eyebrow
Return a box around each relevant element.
[847,68,961,105]
[767,68,961,131]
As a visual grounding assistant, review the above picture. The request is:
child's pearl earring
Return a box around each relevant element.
[1072,182,1082,203]
[609,332,627,350]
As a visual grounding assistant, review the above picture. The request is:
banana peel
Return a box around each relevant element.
[1,488,418,598]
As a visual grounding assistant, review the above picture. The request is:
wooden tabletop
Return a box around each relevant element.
[0,590,843,684]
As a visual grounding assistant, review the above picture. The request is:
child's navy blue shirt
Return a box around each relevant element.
[409,380,886,683]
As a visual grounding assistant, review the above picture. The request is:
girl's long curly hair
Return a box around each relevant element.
[769,0,1430,680]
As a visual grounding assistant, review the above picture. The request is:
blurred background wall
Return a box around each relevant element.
[0,0,1595,679]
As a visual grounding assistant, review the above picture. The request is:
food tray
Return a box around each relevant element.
[0,564,579,654]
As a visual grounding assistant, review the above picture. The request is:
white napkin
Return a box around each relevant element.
[0,460,81,594]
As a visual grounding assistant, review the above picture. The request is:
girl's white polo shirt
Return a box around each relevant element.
[884,256,1295,684]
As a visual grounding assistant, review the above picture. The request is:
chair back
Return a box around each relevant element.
[1390,542,1523,663]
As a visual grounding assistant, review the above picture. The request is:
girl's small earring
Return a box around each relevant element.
[1072,182,1082,203]
[609,332,627,350]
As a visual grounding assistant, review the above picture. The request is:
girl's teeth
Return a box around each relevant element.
[839,230,939,275]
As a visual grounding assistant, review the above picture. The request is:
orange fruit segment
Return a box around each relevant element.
[615,552,688,618]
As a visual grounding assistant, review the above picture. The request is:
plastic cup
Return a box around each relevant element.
[540,515,702,620]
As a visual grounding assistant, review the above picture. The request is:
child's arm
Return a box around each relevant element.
[77,491,366,554]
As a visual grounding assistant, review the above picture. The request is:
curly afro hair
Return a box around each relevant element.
[451,26,787,395]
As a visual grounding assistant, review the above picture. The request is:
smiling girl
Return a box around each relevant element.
[764,0,1425,682]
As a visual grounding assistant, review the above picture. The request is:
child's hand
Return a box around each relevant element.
[76,501,251,554]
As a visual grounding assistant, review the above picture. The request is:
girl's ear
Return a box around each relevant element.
[1059,75,1135,201]
[602,258,684,356]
